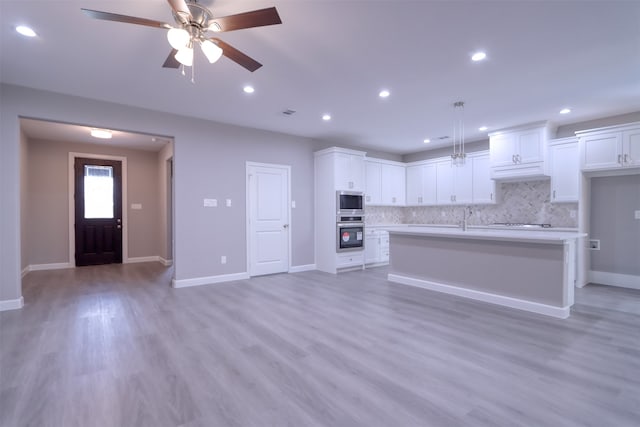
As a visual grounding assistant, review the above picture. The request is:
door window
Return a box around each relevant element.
[84,165,114,219]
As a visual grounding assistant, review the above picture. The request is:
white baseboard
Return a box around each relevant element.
[0,296,24,311]
[172,272,250,289]
[24,262,73,274]
[388,273,570,319]
[126,256,161,264]
[159,257,173,267]
[588,270,640,290]
[289,264,316,273]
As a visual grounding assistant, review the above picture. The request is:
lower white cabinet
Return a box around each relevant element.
[336,252,364,268]
[549,137,579,203]
[365,229,389,265]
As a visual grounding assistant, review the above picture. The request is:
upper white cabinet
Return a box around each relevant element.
[365,161,382,204]
[365,159,405,206]
[334,151,366,191]
[435,158,473,205]
[548,137,579,203]
[406,161,437,206]
[489,122,551,180]
[577,122,640,172]
[471,152,497,204]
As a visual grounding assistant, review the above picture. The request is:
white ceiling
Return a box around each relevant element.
[2,0,640,155]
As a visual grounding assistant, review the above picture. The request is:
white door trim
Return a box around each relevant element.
[68,152,128,266]
[246,161,292,276]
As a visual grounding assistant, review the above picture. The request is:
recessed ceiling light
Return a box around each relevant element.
[243,85,255,94]
[322,114,331,121]
[471,51,487,61]
[90,129,112,139]
[16,25,37,37]
[560,108,571,114]
[423,139,430,144]
[478,126,488,131]
[379,90,390,98]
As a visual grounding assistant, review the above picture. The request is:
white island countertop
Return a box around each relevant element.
[380,225,586,244]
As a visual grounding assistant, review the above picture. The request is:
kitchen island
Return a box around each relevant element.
[384,226,587,318]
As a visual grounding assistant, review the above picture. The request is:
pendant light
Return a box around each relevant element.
[451,101,466,165]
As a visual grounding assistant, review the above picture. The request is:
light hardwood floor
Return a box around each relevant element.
[1,263,639,426]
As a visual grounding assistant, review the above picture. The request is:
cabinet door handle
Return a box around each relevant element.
[618,154,622,165]
[490,192,493,201]
[392,197,396,203]
[553,190,556,200]
[512,154,516,164]
[624,154,629,164]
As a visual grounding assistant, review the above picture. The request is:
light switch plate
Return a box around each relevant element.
[226,199,231,207]
[131,203,142,210]
[635,210,640,220]
[291,200,296,208]
[203,198,217,207]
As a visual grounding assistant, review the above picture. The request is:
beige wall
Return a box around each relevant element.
[24,137,163,266]
[20,129,29,271]
[157,142,174,262]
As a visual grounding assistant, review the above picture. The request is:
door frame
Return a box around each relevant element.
[245,161,292,276]
[68,152,128,266]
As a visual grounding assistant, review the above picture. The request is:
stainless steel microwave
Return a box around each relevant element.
[336,191,364,215]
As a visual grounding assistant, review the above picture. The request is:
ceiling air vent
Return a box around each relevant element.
[282,109,296,116]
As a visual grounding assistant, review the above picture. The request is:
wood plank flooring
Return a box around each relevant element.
[1,263,639,426]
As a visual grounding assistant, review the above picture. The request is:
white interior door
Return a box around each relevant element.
[247,163,290,276]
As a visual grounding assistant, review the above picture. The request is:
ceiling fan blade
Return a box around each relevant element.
[162,49,181,69]
[167,0,192,21]
[210,38,262,72]
[208,7,282,32]
[81,9,172,29]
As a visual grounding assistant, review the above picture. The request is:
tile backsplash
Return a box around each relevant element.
[366,180,578,228]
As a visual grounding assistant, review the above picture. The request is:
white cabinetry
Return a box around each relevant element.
[471,152,497,204]
[406,161,437,206]
[365,161,382,205]
[435,159,473,205]
[364,159,405,206]
[548,137,579,203]
[334,151,365,191]
[577,122,640,172]
[315,147,367,274]
[364,228,389,265]
[489,122,551,180]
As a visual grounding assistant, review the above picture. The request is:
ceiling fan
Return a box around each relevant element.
[82,0,282,72]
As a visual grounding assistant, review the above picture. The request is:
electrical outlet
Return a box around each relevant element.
[635,210,640,220]
[226,199,231,207]
[589,240,600,250]
[291,201,296,208]
[570,210,577,219]
[221,255,227,264]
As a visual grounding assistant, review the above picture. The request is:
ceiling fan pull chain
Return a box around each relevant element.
[191,62,195,84]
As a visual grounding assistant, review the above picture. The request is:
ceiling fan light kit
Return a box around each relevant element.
[81,0,282,75]
[167,27,190,50]
[200,39,223,64]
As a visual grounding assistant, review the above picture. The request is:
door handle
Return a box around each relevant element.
[283,224,289,229]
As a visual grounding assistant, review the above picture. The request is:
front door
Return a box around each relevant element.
[247,163,290,276]
[74,158,123,266]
